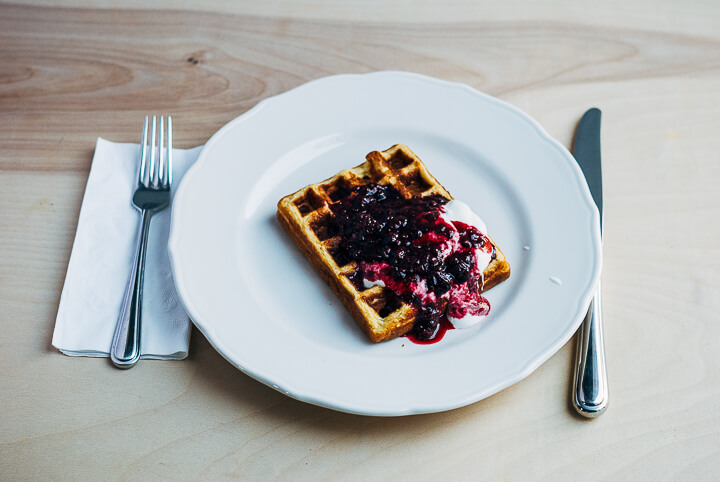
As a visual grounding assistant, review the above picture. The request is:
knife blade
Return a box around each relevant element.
[571,108,608,417]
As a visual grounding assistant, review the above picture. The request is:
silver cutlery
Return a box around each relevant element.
[111,116,173,369]
[571,108,609,417]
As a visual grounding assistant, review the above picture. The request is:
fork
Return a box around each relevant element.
[110,116,173,369]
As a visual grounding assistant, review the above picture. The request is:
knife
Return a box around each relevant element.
[571,107,609,417]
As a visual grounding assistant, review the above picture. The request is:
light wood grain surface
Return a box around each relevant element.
[2,1,720,480]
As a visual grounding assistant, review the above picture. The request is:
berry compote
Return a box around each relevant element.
[329,182,495,342]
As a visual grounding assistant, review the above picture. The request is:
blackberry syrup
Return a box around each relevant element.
[330,183,493,342]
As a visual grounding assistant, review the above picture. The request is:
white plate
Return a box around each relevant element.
[168,72,602,416]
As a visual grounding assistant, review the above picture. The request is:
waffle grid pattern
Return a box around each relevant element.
[277,145,452,341]
[277,144,509,342]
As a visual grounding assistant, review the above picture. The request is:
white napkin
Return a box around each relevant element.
[52,138,203,359]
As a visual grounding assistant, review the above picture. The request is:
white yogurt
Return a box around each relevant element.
[440,200,493,328]
[363,278,385,289]
[447,310,487,329]
[440,200,493,273]
[441,200,488,236]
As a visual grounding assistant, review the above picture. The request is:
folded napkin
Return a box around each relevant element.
[53,138,203,359]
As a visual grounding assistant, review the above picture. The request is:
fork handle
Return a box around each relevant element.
[111,209,152,369]
[572,281,609,417]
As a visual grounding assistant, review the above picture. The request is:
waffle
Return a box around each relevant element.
[276,145,510,343]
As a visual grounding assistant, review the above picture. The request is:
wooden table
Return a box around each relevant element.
[2,1,719,479]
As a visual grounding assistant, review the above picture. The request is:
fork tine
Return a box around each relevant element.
[139,116,149,186]
[167,116,173,187]
[149,116,157,187]
[158,115,165,187]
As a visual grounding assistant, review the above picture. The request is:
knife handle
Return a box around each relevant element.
[572,280,609,417]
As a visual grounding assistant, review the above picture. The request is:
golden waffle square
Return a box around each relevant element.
[276,145,510,343]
